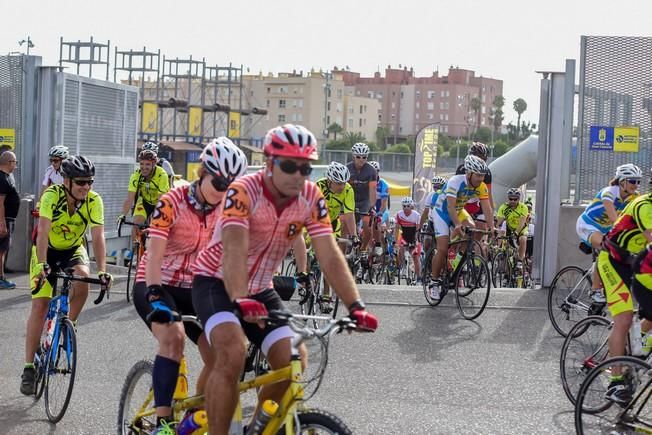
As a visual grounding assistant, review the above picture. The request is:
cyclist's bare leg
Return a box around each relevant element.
[206,323,247,434]
[324,239,348,298]
[361,216,372,252]
[608,310,633,375]
[589,232,604,291]
[518,235,527,262]
[412,250,421,277]
[68,264,90,321]
[196,333,214,396]
[256,337,292,413]
[24,297,49,362]
[431,235,450,280]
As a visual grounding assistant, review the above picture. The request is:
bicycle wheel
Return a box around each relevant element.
[575,356,652,434]
[560,316,612,407]
[455,254,491,320]
[44,318,77,423]
[280,409,353,434]
[34,344,47,400]
[117,360,156,435]
[548,265,595,337]
[492,252,511,288]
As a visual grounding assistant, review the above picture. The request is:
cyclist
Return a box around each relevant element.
[120,148,170,239]
[191,124,378,434]
[428,155,494,300]
[576,163,641,303]
[597,191,652,403]
[38,145,69,200]
[455,142,493,226]
[369,160,389,258]
[420,175,447,254]
[347,142,377,254]
[21,156,113,395]
[133,138,247,434]
[314,161,356,305]
[143,141,176,188]
[496,188,529,268]
[394,197,422,283]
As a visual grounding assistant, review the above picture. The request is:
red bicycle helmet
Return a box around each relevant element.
[263,124,318,161]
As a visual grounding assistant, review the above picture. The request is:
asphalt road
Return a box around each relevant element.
[0,274,576,435]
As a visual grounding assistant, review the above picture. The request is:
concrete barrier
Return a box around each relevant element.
[557,205,593,272]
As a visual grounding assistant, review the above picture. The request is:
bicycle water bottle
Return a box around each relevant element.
[630,320,644,356]
[173,356,189,400]
[44,318,55,349]
[447,250,456,271]
[176,409,207,435]
[245,400,278,435]
[451,252,462,271]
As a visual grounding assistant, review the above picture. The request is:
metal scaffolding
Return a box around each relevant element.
[59,36,110,80]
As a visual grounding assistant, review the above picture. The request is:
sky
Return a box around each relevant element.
[3,0,650,126]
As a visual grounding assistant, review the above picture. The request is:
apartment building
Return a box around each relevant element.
[241,70,379,144]
[340,66,503,139]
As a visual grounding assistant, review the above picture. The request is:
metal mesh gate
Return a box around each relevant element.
[0,55,23,191]
[577,36,652,202]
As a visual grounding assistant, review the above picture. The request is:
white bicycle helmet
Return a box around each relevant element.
[388,217,396,226]
[351,142,369,156]
[326,161,350,184]
[48,145,69,159]
[142,141,159,153]
[201,137,248,181]
[464,154,489,175]
[507,188,521,198]
[432,175,446,187]
[615,163,642,181]
[368,161,380,172]
[401,197,415,208]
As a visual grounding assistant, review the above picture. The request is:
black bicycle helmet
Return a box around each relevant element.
[61,156,95,178]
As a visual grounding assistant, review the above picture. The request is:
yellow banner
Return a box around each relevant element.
[228,112,241,138]
[0,128,16,149]
[614,126,639,152]
[186,162,201,182]
[188,107,203,137]
[141,103,158,134]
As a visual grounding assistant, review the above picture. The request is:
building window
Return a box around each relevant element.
[291,113,297,122]
[439,114,444,121]
[400,91,404,98]
[427,102,434,110]
[359,119,363,127]
[349,106,354,114]
[298,99,303,108]
[428,113,434,120]
[327,102,331,111]
[368,91,374,98]
[416,113,420,120]
[279,86,288,94]
[297,113,303,122]
[359,105,363,114]
[446,90,450,97]
[377,92,383,99]
[348,118,353,128]
[337,89,342,98]
[337,102,342,112]
[482,106,486,114]
[267,87,271,93]
[378,114,382,121]
[266,99,270,108]
[441,90,445,98]
[278,114,286,122]
[428,91,436,99]
[416,101,420,109]
[327,115,330,124]
[445,114,449,121]
[391,113,396,119]
[416,90,421,98]
[391,102,396,109]
[279,99,286,108]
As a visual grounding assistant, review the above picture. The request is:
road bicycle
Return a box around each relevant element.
[117,311,357,434]
[421,228,492,320]
[32,268,109,423]
[117,216,149,303]
[397,242,418,286]
[547,243,606,337]
[574,355,652,434]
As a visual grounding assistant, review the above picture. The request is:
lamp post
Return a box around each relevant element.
[18,36,34,55]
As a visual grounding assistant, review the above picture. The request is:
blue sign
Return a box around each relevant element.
[589,126,614,151]
[187,151,202,162]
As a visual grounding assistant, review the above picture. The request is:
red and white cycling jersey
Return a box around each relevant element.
[136,185,220,288]
[192,171,332,295]
[396,209,420,244]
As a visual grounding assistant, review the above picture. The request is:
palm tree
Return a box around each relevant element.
[470,97,482,135]
[326,122,343,140]
[343,131,366,147]
[513,98,527,138]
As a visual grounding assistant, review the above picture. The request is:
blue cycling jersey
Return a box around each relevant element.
[375,178,390,212]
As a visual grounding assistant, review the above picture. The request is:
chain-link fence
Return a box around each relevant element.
[577,36,652,202]
[0,55,24,191]
[321,150,467,174]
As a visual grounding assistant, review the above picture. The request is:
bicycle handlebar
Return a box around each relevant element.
[33,268,110,304]
[117,216,149,238]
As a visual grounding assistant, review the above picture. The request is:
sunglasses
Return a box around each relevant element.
[627,179,641,185]
[210,175,230,192]
[354,155,368,160]
[50,158,62,164]
[402,204,413,208]
[73,178,94,186]
[508,197,519,201]
[273,158,313,176]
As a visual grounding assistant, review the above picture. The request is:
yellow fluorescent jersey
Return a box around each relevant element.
[39,184,104,250]
[497,202,528,232]
[315,178,355,222]
[128,165,170,205]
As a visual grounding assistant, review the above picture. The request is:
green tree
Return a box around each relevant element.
[513,98,528,139]
[474,127,492,144]
[342,131,366,147]
[470,96,482,133]
[385,143,411,154]
[375,126,390,150]
[326,123,343,141]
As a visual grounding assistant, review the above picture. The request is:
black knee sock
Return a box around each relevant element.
[152,355,180,408]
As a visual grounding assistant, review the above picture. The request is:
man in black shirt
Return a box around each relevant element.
[0,151,19,288]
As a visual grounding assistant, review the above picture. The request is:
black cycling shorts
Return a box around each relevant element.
[191,275,293,354]
[133,281,202,344]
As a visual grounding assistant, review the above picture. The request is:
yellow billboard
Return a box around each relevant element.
[141,103,158,134]
[0,128,16,149]
[614,126,639,152]
[188,107,203,137]
[186,162,201,182]
[228,112,241,138]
